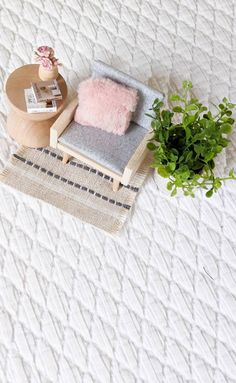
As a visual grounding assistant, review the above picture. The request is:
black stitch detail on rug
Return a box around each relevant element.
[14,154,26,162]
[20,152,132,209]
[37,148,139,192]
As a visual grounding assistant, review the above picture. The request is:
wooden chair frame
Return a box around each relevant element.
[50,96,151,192]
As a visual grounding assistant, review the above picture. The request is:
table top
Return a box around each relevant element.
[5,64,68,121]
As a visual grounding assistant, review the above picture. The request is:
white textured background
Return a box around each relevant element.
[0,0,236,382]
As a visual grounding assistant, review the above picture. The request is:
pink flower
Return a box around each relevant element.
[40,57,53,70]
[34,46,61,70]
[36,46,54,58]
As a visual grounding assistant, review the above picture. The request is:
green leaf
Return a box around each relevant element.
[171,188,177,197]
[152,98,163,108]
[158,165,170,178]
[168,162,176,171]
[173,106,184,113]
[216,145,222,153]
[186,104,198,111]
[220,123,232,134]
[205,151,215,162]
[206,189,213,198]
[194,144,203,155]
[229,169,235,177]
[182,80,193,90]
[214,179,222,189]
[147,142,156,151]
[220,138,230,147]
[183,114,196,127]
[167,181,173,190]
[170,94,182,102]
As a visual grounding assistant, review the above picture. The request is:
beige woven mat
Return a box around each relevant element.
[0,146,150,234]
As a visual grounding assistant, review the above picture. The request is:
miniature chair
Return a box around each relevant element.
[50,60,163,191]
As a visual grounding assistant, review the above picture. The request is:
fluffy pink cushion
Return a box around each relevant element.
[74,77,138,135]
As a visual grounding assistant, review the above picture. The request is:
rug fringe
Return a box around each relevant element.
[0,167,10,181]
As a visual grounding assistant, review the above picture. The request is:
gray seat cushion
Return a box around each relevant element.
[58,120,147,175]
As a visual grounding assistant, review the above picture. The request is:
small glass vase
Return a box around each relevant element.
[38,64,58,81]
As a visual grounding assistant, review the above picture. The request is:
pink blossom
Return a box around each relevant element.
[40,57,53,70]
[34,45,61,70]
[36,46,54,58]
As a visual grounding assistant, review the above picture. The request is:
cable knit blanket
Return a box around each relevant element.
[0,1,236,382]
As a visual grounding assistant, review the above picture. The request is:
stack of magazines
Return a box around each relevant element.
[24,79,62,113]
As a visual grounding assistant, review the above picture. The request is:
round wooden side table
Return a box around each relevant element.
[5,64,68,148]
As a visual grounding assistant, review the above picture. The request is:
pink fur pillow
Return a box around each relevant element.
[74,77,138,135]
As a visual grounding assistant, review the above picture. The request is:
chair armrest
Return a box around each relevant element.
[50,96,78,148]
[121,130,152,185]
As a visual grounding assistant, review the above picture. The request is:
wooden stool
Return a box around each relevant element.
[5,64,68,148]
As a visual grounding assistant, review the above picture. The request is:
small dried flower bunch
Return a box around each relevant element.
[34,46,61,70]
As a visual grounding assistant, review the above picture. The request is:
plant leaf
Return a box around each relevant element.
[158,165,170,178]
[170,94,182,101]
[167,181,173,190]
[220,123,232,134]
[182,80,193,90]
[186,104,198,111]
[147,142,156,151]
[206,189,213,198]
[173,106,184,113]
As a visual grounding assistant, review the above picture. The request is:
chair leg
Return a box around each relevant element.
[62,152,70,164]
[112,179,120,192]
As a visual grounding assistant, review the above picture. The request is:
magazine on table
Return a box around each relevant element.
[31,79,62,102]
[24,88,57,113]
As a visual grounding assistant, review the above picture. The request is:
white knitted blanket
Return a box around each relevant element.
[0,1,236,382]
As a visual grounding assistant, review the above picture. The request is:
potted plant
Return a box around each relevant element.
[146,80,236,197]
[34,46,61,81]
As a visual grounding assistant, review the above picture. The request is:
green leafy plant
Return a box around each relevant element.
[147,80,236,197]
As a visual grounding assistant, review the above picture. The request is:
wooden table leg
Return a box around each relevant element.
[7,109,57,148]
[112,179,120,192]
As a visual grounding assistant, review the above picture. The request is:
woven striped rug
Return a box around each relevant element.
[0,146,150,233]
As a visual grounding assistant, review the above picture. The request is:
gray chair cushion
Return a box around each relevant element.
[92,60,164,130]
[58,120,147,175]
